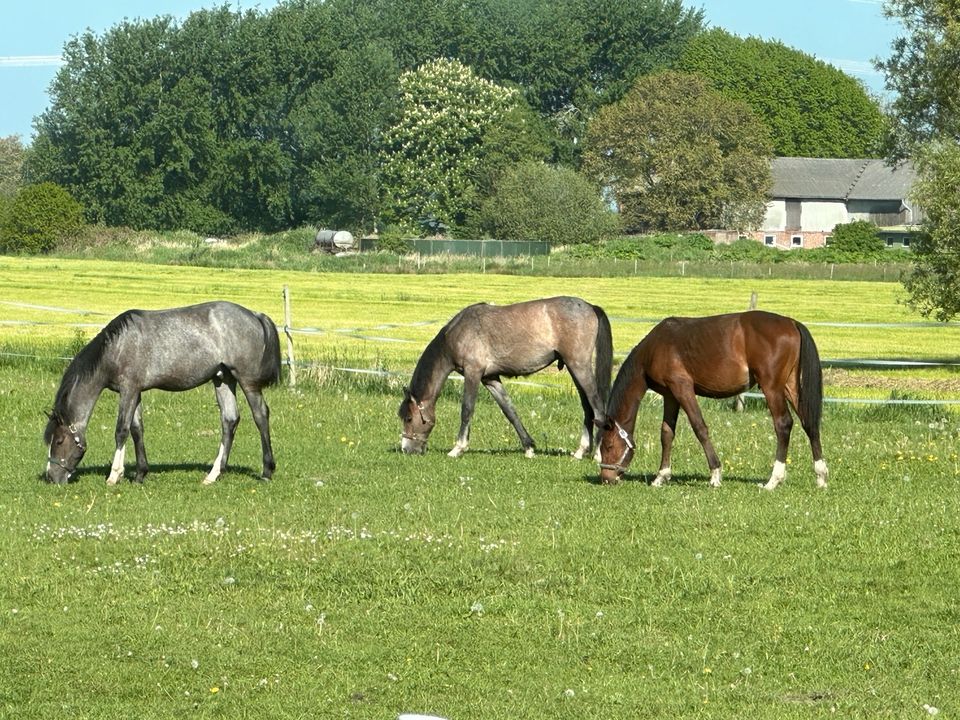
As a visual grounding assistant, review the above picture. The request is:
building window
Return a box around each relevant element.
[791,235,803,247]
[886,237,895,247]
[764,235,775,246]
[903,237,910,247]
[824,235,833,246]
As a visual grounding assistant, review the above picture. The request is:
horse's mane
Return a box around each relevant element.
[408,325,449,401]
[606,343,641,417]
[47,311,138,427]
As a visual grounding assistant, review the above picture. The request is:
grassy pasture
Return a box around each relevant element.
[1,257,959,718]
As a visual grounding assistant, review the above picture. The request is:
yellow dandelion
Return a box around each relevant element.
[210,686,220,694]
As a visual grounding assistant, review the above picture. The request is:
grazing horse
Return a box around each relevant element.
[44,301,280,485]
[399,296,612,459]
[597,310,828,490]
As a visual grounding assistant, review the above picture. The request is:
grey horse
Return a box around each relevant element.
[44,301,280,485]
[399,296,612,459]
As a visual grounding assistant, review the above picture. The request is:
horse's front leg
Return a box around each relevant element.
[673,388,722,487]
[449,373,480,457]
[204,375,240,485]
[652,395,680,487]
[106,391,139,485]
[483,377,536,458]
[129,395,149,483]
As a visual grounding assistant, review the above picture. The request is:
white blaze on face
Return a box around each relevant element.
[46,445,51,475]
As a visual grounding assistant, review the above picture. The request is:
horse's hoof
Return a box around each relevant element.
[524,447,536,459]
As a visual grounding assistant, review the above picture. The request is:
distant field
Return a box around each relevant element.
[2,256,957,402]
[1,256,959,718]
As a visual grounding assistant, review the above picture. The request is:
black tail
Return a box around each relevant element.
[257,313,282,387]
[592,304,613,408]
[796,321,822,434]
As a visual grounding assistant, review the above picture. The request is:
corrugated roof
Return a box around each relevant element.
[770,157,915,201]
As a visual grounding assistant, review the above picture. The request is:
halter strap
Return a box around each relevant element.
[598,420,635,474]
[401,402,433,444]
[47,424,86,470]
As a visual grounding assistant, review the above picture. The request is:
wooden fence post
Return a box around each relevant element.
[282,285,297,387]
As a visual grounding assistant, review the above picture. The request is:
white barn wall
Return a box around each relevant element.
[800,201,847,231]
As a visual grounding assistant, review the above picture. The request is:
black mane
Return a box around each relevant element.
[47,311,138,428]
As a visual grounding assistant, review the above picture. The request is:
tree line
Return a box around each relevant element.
[6,0,959,322]
[3,0,884,241]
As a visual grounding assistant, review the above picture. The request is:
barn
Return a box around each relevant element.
[752,156,921,250]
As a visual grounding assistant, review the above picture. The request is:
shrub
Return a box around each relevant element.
[478,161,621,245]
[713,237,782,262]
[0,182,85,254]
[830,220,884,255]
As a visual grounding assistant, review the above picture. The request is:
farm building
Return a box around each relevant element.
[751,157,920,250]
[706,157,921,250]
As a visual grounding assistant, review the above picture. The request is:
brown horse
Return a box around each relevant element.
[597,310,828,490]
[399,296,612,459]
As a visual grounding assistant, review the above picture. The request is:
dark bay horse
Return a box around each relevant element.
[44,301,280,485]
[597,310,828,490]
[399,296,612,459]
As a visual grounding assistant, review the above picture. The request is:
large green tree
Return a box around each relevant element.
[877,0,960,160]
[26,0,705,233]
[582,71,772,233]
[677,29,885,158]
[379,58,548,232]
[878,0,960,320]
[0,136,26,198]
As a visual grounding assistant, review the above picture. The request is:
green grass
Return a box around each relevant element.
[1,257,959,718]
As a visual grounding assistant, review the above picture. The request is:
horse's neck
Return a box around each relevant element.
[411,347,454,405]
[59,372,107,431]
[610,362,647,431]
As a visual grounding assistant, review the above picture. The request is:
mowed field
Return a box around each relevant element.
[1,256,959,718]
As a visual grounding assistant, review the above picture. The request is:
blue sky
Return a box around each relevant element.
[0,0,901,141]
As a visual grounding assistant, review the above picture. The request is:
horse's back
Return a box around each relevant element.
[109,302,278,391]
[445,296,599,375]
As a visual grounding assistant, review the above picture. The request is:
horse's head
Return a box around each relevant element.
[398,388,435,454]
[44,413,86,484]
[596,417,635,485]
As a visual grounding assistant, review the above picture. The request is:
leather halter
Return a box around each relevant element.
[47,423,85,471]
[598,420,635,474]
[401,402,433,445]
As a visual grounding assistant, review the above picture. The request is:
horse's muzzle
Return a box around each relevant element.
[400,436,426,455]
[598,463,624,485]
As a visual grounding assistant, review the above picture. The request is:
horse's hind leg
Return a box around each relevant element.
[789,391,828,489]
[484,377,536,458]
[760,389,793,491]
[240,383,275,480]
[203,375,240,485]
[130,396,149,483]
[564,360,604,460]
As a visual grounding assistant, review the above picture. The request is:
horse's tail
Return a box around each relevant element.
[592,304,613,407]
[257,312,282,387]
[795,321,823,434]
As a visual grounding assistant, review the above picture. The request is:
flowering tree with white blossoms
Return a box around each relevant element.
[380,58,535,232]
